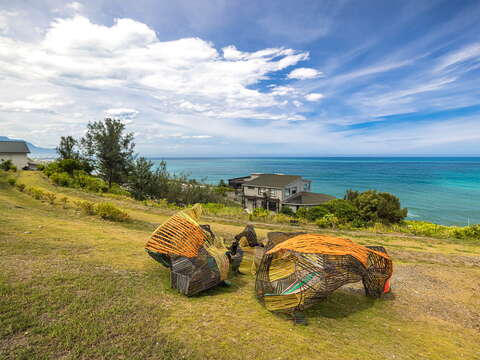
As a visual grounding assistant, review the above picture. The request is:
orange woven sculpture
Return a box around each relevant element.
[266,234,390,266]
[255,232,393,324]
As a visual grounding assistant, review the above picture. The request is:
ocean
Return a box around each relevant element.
[150,157,480,226]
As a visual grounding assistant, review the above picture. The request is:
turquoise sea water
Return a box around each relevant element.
[150,157,480,226]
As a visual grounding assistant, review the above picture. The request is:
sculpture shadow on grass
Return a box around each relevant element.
[305,288,396,320]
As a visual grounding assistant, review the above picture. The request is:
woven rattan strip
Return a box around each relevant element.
[145,205,208,258]
[266,234,390,266]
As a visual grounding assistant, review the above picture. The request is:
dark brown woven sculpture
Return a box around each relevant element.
[234,224,260,247]
[145,204,243,296]
[254,232,393,323]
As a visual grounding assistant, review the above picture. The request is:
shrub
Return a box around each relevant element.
[347,189,407,224]
[280,206,295,216]
[50,172,73,187]
[294,206,329,221]
[0,160,16,172]
[109,183,131,197]
[316,214,340,229]
[43,159,91,177]
[250,208,269,219]
[295,207,309,219]
[74,200,96,215]
[95,202,130,222]
[43,191,56,204]
[27,187,45,200]
[15,183,26,192]
[73,171,108,193]
[272,213,294,224]
[7,178,16,186]
[452,224,480,239]
[323,199,359,223]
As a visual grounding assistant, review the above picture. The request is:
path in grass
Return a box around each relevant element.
[1,172,479,359]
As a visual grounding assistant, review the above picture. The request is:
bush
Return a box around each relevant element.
[323,199,359,223]
[109,183,131,197]
[26,187,45,200]
[95,202,130,222]
[280,206,295,216]
[50,172,73,187]
[7,178,16,186]
[295,207,309,219]
[43,159,91,177]
[271,213,294,224]
[74,200,96,215]
[15,183,26,192]
[452,224,480,239]
[347,189,407,225]
[294,206,329,221]
[316,214,340,229]
[43,191,56,204]
[251,208,269,219]
[73,171,108,193]
[0,160,16,172]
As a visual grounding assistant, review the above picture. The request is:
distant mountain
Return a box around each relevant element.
[0,136,56,157]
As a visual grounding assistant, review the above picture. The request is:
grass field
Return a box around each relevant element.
[1,171,479,359]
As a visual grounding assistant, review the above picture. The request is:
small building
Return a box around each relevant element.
[233,173,334,213]
[0,141,31,169]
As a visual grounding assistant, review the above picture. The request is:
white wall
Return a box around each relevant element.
[282,179,310,200]
[0,153,29,169]
[243,185,282,199]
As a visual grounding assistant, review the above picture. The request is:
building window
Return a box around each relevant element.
[258,187,265,195]
[284,188,290,197]
[247,186,254,190]
[270,189,277,196]
[303,183,310,191]
[291,186,297,194]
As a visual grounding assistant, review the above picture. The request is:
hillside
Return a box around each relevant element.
[1,171,479,359]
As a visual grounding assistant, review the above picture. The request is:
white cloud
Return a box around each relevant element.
[304,93,324,101]
[287,67,321,79]
[0,14,324,151]
[0,94,68,113]
[0,16,311,124]
[105,108,139,120]
[435,42,480,72]
[66,2,83,12]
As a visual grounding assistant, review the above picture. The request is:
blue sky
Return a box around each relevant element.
[0,0,479,155]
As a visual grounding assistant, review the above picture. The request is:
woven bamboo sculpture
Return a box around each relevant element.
[145,204,243,296]
[254,232,393,323]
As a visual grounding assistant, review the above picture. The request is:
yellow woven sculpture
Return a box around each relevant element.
[145,204,236,295]
[145,204,207,258]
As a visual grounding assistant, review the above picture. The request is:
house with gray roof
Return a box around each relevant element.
[0,141,31,169]
[234,173,334,213]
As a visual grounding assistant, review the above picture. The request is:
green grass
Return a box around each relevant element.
[1,171,479,359]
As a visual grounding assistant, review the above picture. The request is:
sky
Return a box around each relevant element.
[0,0,479,156]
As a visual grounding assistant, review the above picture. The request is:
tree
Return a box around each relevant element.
[128,157,156,200]
[80,118,135,189]
[56,136,79,160]
[218,179,227,187]
[323,199,359,222]
[349,190,407,224]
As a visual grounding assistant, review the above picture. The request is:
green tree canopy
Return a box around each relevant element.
[56,136,79,160]
[81,118,135,188]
